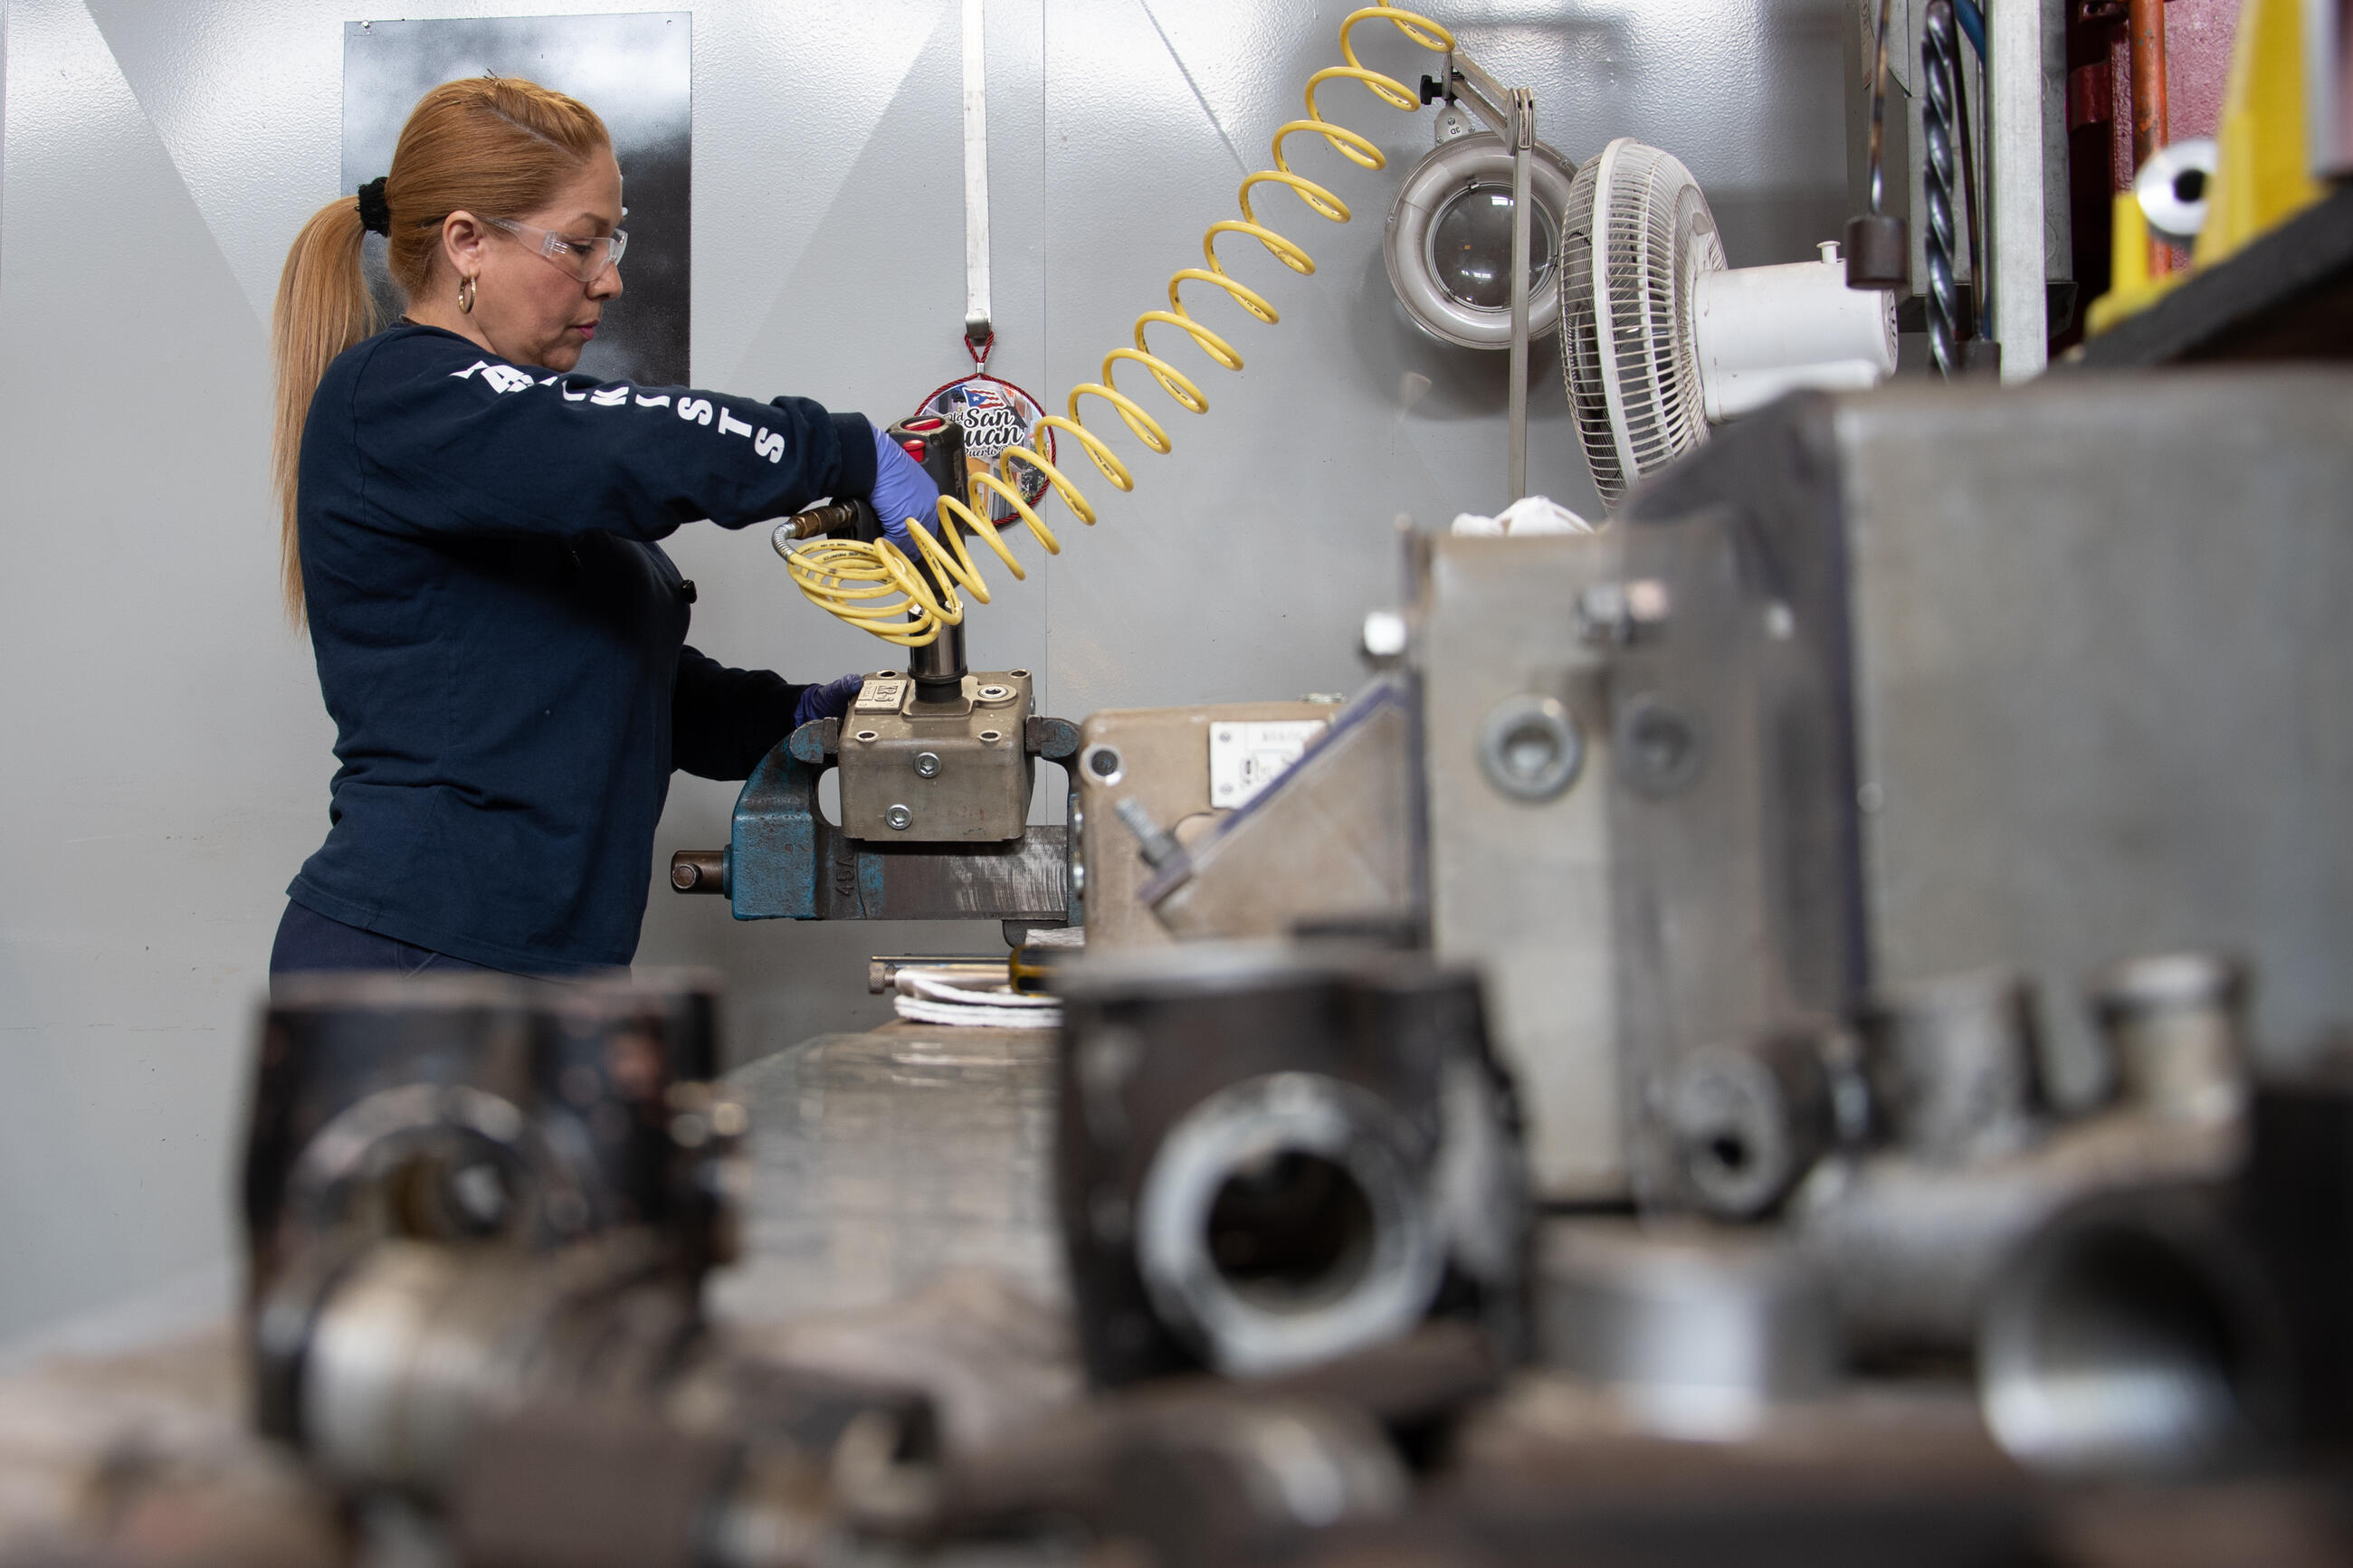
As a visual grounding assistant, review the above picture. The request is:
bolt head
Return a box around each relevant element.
[914,751,942,778]
[885,804,914,832]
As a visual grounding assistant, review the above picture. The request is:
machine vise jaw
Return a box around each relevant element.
[670,705,1081,933]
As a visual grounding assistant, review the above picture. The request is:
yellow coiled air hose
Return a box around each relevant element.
[781,3,1455,649]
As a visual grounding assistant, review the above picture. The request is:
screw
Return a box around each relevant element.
[914,751,941,778]
[1617,695,1705,798]
[1479,695,1584,802]
[885,804,913,832]
[1113,797,1182,869]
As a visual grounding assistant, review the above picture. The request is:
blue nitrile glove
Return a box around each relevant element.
[793,674,865,729]
[870,424,943,556]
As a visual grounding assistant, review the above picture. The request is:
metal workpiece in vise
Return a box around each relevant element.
[676,412,1084,936]
[670,708,1081,934]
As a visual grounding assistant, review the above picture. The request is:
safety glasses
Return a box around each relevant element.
[487,216,628,283]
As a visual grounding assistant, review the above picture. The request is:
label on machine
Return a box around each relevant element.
[1208,719,1329,810]
[855,678,910,715]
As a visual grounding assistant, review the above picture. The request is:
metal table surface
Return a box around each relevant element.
[708,1022,1068,1326]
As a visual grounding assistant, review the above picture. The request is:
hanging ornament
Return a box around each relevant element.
[916,338,1057,527]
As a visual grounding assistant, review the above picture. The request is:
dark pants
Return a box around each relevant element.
[269,898,490,976]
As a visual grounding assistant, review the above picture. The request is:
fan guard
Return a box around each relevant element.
[1560,138,1727,508]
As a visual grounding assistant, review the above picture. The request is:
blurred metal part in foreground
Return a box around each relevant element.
[1662,1024,1845,1220]
[243,969,737,1304]
[1860,969,2045,1165]
[1534,1220,1837,1439]
[1979,1185,2288,1477]
[1792,954,2251,1357]
[1056,944,1529,1384]
[257,1234,695,1492]
[2095,951,2250,1124]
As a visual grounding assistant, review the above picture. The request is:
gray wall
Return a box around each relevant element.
[0,0,1847,1345]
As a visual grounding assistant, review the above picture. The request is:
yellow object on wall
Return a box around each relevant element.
[2086,0,2329,337]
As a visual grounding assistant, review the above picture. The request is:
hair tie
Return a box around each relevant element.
[356,176,392,237]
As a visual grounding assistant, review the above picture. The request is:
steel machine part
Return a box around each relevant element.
[1978,1185,2288,1477]
[1971,1066,2353,1476]
[1055,946,1527,1385]
[253,1233,698,1493]
[1662,1025,1843,1221]
[1414,530,1630,1202]
[1791,954,2251,1356]
[1393,370,2353,1216]
[243,974,750,1481]
[2094,951,2249,1124]
[1534,1219,1840,1439]
[1859,968,2044,1166]
[1384,505,1849,1205]
[1076,695,1361,952]
[243,971,738,1302]
[1129,682,1418,947]
[1619,370,2353,1122]
[836,666,1035,844]
[258,1232,938,1547]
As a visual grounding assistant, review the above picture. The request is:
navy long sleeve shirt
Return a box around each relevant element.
[287,322,878,974]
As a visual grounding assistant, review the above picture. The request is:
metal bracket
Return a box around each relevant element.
[1426,49,1537,503]
[1507,87,1535,503]
[1437,51,1518,138]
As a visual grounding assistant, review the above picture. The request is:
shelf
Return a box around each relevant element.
[2063,182,2353,369]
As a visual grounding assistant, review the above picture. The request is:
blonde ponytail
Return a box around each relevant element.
[271,76,611,626]
[271,196,377,625]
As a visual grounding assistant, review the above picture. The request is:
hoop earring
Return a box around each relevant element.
[458,276,476,314]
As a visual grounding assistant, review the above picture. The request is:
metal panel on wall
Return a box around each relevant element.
[341,13,693,384]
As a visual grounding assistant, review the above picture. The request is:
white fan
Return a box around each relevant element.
[1561,138,1899,508]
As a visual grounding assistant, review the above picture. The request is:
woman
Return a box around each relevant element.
[268,76,938,976]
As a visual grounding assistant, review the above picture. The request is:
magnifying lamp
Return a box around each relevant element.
[1385,129,1579,349]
